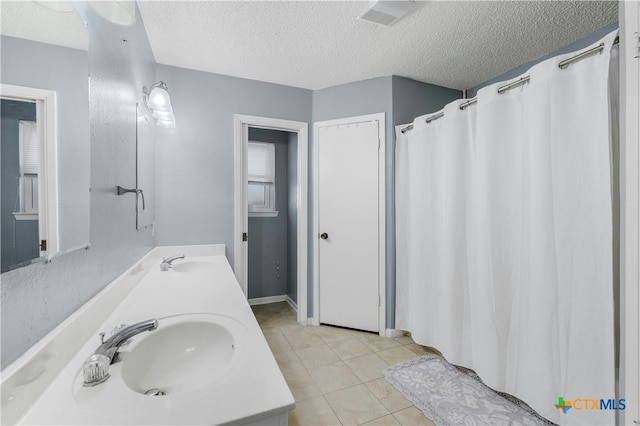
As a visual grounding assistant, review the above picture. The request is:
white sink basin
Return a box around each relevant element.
[21,249,293,426]
[171,261,215,273]
[120,314,248,396]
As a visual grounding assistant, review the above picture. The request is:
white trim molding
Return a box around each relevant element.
[13,213,38,221]
[620,1,640,424]
[233,114,309,326]
[1,84,59,258]
[248,211,279,218]
[384,329,404,338]
[286,296,298,312]
[248,295,287,306]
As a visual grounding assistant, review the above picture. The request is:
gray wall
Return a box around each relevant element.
[392,76,462,125]
[1,100,39,272]
[154,69,461,326]
[153,64,313,268]
[313,76,461,328]
[247,128,290,300]
[154,70,459,327]
[0,3,156,369]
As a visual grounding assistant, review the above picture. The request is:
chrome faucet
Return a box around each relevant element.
[96,319,158,363]
[83,319,158,387]
[160,254,185,271]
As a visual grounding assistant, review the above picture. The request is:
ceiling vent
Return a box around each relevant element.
[357,1,415,26]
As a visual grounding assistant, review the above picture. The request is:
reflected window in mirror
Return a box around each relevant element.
[19,119,39,216]
[1,84,59,272]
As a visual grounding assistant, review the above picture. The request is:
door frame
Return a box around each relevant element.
[1,84,59,258]
[233,114,309,325]
[312,113,386,335]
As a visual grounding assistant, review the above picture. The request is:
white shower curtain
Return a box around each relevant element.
[396,30,618,426]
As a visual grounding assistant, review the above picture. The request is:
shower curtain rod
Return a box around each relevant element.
[400,36,620,134]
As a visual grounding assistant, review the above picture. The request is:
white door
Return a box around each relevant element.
[316,116,382,332]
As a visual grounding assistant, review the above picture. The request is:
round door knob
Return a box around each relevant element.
[320,233,329,240]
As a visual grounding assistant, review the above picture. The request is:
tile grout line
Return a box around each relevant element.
[300,333,399,425]
[252,303,434,426]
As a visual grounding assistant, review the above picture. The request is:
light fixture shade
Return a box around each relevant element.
[87,0,136,27]
[143,81,176,129]
[156,118,176,129]
[152,109,174,120]
[148,86,172,112]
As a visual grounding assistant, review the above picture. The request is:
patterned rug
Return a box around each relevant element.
[383,355,556,426]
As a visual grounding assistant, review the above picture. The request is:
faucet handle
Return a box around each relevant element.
[82,354,110,387]
[99,332,106,344]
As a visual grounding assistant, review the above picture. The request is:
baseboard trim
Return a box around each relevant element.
[285,296,298,312]
[248,295,287,306]
[384,329,404,338]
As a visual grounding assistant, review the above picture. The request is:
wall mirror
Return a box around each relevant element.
[0,2,90,272]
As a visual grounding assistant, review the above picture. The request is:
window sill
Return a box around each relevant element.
[13,212,38,221]
[249,211,279,218]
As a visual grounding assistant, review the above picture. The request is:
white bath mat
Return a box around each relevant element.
[383,355,555,426]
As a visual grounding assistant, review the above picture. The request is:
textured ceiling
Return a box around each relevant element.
[1,1,618,91]
[139,1,617,90]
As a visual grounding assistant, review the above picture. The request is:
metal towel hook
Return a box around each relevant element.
[116,185,136,195]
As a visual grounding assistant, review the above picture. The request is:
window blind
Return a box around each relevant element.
[19,120,39,175]
[247,142,274,183]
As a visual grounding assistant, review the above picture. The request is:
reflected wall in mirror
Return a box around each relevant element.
[0,2,90,271]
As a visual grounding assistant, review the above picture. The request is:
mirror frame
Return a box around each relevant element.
[1,83,59,260]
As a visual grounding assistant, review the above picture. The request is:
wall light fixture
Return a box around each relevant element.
[143,81,176,129]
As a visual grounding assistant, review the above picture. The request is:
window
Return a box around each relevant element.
[248,141,277,216]
[19,120,39,214]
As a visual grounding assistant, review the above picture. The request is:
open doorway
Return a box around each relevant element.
[233,115,308,325]
[246,128,297,307]
[1,84,59,271]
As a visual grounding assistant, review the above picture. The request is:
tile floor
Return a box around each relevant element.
[250,302,438,426]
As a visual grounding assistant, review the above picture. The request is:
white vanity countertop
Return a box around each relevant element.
[14,247,295,425]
